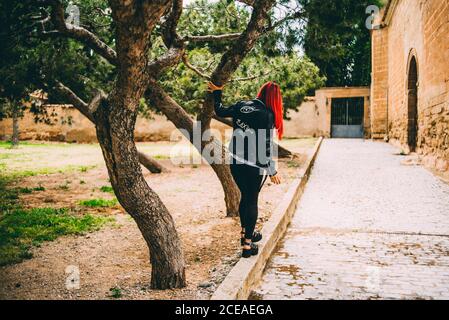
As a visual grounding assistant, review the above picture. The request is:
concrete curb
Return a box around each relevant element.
[211,137,324,300]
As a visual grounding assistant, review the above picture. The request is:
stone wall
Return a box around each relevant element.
[0,105,229,143]
[370,10,389,139]
[378,0,449,172]
[1,103,321,143]
[283,99,323,138]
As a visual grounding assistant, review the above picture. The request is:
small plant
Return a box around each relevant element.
[18,187,33,194]
[78,198,118,208]
[109,286,122,299]
[100,186,114,194]
[78,165,95,173]
[80,180,86,185]
[16,185,45,194]
[287,160,301,168]
[154,155,169,160]
[58,181,71,190]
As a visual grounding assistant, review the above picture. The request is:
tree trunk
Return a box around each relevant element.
[11,107,19,148]
[94,99,186,289]
[138,152,168,173]
[90,0,186,288]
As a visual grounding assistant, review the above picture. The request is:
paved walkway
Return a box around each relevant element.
[252,139,449,300]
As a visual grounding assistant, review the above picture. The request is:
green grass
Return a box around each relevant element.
[109,286,123,299]
[100,186,114,194]
[0,177,20,211]
[153,154,170,160]
[78,198,118,208]
[0,207,113,266]
[17,186,46,194]
[3,165,97,180]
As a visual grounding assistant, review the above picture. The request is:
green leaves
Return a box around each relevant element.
[300,0,384,86]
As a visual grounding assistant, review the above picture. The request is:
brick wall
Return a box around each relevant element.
[373,0,449,172]
[370,12,389,139]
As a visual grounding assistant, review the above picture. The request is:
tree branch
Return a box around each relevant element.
[263,9,306,33]
[182,54,211,80]
[43,0,118,65]
[54,81,93,122]
[53,81,167,173]
[182,54,270,82]
[147,46,185,77]
[229,71,270,82]
[183,33,242,43]
[145,0,185,78]
[161,0,183,48]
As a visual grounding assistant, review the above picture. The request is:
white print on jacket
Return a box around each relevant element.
[240,106,256,114]
[236,119,250,131]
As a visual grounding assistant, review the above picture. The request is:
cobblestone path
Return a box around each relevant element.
[252,139,449,300]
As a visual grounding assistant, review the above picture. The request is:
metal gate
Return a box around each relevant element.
[331,97,364,138]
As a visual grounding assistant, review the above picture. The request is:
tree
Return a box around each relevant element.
[15,0,290,289]
[299,0,383,87]
[0,1,38,148]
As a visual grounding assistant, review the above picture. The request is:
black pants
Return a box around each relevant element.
[230,163,265,240]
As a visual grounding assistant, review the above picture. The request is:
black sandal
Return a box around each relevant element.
[242,241,259,258]
[240,231,263,246]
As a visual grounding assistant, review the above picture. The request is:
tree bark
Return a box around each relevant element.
[11,107,19,148]
[94,0,185,289]
[94,100,185,289]
[138,152,167,174]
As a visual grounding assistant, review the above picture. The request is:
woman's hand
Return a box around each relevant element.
[270,174,281,185]
[207,81,224,92]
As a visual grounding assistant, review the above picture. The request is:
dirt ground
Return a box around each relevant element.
[0,138,317,300]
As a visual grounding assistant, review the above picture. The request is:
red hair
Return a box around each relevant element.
[257,82,284,140]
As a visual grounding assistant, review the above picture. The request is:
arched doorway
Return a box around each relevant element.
[407,55,418,152]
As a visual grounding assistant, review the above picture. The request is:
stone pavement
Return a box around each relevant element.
[252,139,449,300]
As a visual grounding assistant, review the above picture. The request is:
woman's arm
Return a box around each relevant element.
[208,82,237,118]
[266,111,281,184]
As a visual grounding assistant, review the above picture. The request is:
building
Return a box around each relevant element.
[371,0,449,171]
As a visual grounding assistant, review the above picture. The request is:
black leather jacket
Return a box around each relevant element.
[213,90,277,176]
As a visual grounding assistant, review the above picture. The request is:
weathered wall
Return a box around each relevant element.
[283,99,323,138]
[370,10,389,139]
[0,105,229,143]
[0,99,330,143]
[1,87,372,143]
[381,0,449,172]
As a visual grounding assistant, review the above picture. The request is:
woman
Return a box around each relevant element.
[208,81,283,258]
